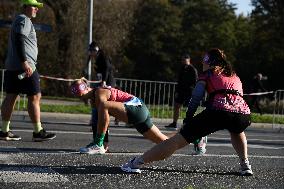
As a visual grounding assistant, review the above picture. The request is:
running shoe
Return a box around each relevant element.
[193,136,207,155]
[121,157,142,173]
[114,119,120,126]
[164,122,178,130]
[0,131,21,141]
[240,159,253,176]
[79,143,106,154]
[32,129,56,142]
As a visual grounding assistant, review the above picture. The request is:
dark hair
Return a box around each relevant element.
[207,48,235,76]
[88,41,99,51]
[182,54,190,59]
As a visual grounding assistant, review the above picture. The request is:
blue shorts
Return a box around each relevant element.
[4,70,41,96]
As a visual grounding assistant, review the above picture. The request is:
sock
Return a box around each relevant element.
[33,122,43,133]
[94,133,105,147]
[1,121,10,132]
[104,129,109,142]
[193,138,201,145]
[240,158,249,164]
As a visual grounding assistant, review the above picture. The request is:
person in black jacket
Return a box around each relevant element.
[165,54,198,130]
[165,54,207,155]
[250,73,267,115]
[88,41,116,87]
[85,41,116,152]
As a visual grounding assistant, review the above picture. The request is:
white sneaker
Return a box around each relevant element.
[193,136,207,155]
[79,143,106,154]
[121,158,142,173]
[240,159,253,176]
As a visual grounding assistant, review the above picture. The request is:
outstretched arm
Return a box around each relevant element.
[184,81,206,123]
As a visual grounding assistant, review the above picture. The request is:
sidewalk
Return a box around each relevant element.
[10,111,284,130]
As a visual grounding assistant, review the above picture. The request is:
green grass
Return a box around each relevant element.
[41,95,80,102]
[251,113,284,124]
[40,104,91,114]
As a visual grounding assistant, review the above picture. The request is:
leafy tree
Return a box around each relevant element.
[91,0,139,78]
[0,1,21,68]
[0,0,139,96]
[231,15,255,91]
[181,0,237,65]
[125,0,183,81]
[249,0,284,90]
[1,0,283,96]
[125,0,239,81]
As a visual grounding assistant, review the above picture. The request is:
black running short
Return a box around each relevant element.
[174,88,194,105]
[180,109,251,144]
[4,70,41,96]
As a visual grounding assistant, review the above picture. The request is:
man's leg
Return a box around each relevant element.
[27,93,41,124]
[1,94,18,124]
[27,93,56,141]
[255,99,263,115]
[173,103,182,123]
[165,103,182,130]
[0,94,21,141]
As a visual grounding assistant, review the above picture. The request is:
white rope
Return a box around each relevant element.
[243,91,274,96]
[40,75,101,83]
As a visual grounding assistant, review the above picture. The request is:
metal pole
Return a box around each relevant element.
[88,0,93,81]
[1,69,4,105]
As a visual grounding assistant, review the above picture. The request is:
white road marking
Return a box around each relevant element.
[1,127,282,183]
[1,149,283,159]
[105,152,284,159]
[13,128,284,139]
[12,129,284,150]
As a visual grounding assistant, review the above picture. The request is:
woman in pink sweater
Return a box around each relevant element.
[121,48,253,176]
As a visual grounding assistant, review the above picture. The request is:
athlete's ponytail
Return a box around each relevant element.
[204,48,235,76]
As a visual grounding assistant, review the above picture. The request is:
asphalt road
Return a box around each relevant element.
[0,113,283,189]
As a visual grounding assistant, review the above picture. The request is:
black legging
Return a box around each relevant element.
[92,108,109,142]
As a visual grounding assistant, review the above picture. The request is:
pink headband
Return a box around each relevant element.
[203,54,210,65]
[71,82,88,96]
